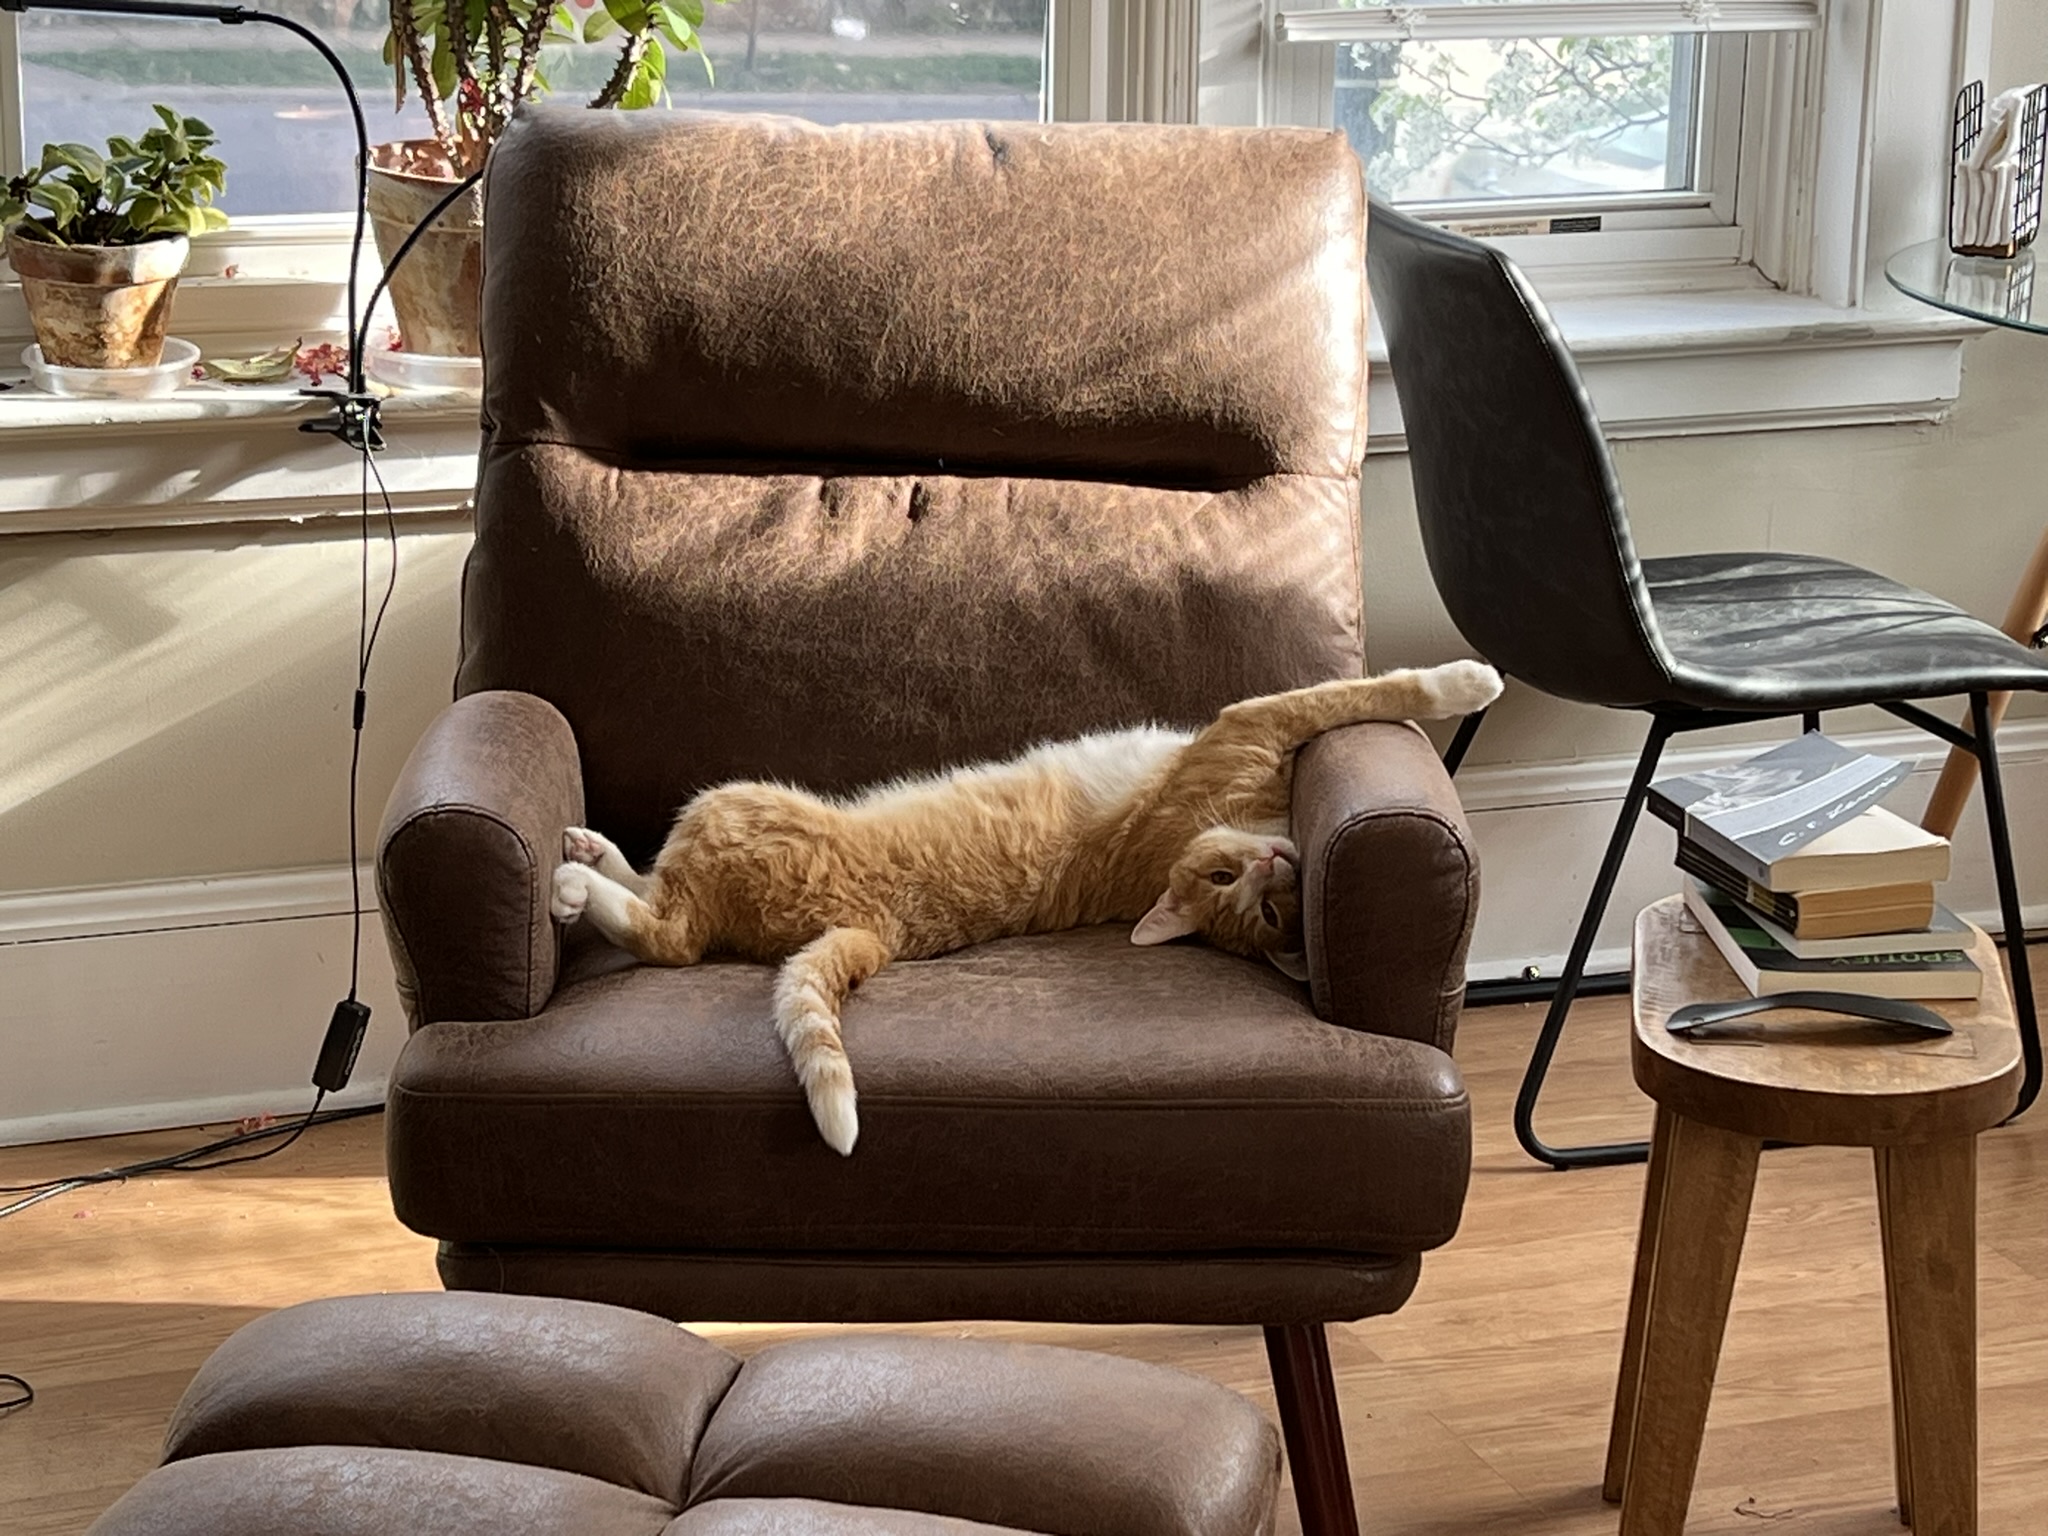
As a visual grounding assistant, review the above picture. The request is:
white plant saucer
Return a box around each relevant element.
[366,347,482,392]
[24,337,199,400]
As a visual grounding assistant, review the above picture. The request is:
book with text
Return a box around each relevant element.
[1672,803,1949,894]
[1650,734,1913,885]
[1682,879,1982,1000]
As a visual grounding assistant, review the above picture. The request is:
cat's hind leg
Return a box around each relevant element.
[774,927,892,1157]
[1209,661,1502,748]
[550,862,703,965]
[562,826,651,898]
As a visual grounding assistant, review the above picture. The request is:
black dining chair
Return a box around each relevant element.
[1366,199,2048,1169]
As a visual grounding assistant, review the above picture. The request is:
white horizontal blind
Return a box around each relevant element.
[1277,1,1820,45]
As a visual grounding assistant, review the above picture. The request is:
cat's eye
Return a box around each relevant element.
[1260,900,1280,927]
[1207,870,1235,886]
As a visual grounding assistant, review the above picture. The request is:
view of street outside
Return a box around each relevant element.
[19,0,1045,217]
[1335,34,1696,205]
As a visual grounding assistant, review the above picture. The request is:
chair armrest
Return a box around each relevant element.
[377,690,585,1027]
[1292,720,1479,1054]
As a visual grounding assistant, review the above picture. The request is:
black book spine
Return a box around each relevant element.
[1674,839,1797,925]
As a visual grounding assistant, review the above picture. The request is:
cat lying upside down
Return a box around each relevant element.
[551,659,1502,1154]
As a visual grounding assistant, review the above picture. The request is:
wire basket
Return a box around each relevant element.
[1949,80,2048,259]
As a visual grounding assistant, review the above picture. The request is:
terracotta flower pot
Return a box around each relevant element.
[6,227,189,369]
[367,142,485,359]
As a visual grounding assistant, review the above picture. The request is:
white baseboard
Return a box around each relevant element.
[4,720,2043,1144]
[0,867,406,1148]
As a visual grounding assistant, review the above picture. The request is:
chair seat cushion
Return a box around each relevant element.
[388,926,1471,1256]
[1648,552,2048,711]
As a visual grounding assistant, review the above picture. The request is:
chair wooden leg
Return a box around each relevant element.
[1264,1323,1360,1536]
[1604,1104,1680,1502]
[1878,1138,1980,1536]
[1617,1112,1761,1536]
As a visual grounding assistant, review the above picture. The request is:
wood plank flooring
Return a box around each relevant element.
[3,979,2044,1534]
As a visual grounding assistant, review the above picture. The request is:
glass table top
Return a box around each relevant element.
[1885,239,2046,335]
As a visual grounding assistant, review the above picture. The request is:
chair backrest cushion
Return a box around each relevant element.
[1366,202,1677,708]
[461,108,1370,856]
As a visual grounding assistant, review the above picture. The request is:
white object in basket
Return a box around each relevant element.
[1951,86,2041,256]
[23,337,199,400]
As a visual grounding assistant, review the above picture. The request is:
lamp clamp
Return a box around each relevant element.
[298,389,385,453]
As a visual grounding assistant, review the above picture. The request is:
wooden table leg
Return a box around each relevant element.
[1921,521,2048,839]
[1877,1137,1980,1536]
[1605,1105,1679,1504]
[1618,1109,1762,1536]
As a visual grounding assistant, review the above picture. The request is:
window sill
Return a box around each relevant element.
[0,373,482,536]
[1365,286,1991,454]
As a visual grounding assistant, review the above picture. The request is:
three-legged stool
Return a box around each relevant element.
[1606,896,2022,1535]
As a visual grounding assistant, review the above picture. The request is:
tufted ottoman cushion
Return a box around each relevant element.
[87,1292,1281,1536]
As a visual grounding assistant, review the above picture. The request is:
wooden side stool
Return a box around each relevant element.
[1605,896,2023,1536]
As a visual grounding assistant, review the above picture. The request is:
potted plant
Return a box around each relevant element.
[376,0,716,357]
[2,107,228,370]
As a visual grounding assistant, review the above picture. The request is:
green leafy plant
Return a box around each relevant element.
[1,106,228,247]
[387,0,725,176]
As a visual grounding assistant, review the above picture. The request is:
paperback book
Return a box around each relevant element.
[1673,816,1948,909]
[1682,878,1982,1001]
[1714,886,1971,960]
[1675,839,1936,937]
[1650,734,1915,886]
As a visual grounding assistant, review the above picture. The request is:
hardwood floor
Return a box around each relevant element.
[3,980,2044,1535]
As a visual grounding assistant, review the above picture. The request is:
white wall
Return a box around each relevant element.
[4,9,2046,1140]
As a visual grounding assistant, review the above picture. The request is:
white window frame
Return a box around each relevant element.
[1265,7,1771,284]
[1053,0,1993,303]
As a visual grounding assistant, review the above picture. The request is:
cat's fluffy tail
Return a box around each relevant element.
[773,927,892,1155]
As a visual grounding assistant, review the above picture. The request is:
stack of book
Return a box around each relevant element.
[1649,733,1981,1000]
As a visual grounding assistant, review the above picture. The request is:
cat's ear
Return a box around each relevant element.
[1267,948,1312,982]
[1131,891,1199,946]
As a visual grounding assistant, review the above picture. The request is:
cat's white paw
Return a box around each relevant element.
[550,861,592,924]
[562,826,611,867]
[806,1062,860,1156]
[1421,659,1504,717]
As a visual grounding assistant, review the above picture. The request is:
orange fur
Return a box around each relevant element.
[551,659,1501,1152]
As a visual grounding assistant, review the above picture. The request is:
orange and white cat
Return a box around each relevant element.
[551,659,1501,1153]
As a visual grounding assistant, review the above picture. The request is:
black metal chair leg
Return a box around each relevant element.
[1442,705,1487,777]
[1514,717,1678,1169]
[1969,693,2041,1115]
[1803,711,1821,733]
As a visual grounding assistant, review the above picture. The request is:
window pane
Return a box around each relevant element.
[1336,34,1700,204]
[20,0,1045,219]
[20,6,421,219]
[571,0,1046,125]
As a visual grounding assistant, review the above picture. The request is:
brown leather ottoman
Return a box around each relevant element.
[88,1291,1281,1536]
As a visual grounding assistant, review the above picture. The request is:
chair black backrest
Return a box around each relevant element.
[1367,201,1678,708]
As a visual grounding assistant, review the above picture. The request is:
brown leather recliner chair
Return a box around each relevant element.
[379,106,1478,1536]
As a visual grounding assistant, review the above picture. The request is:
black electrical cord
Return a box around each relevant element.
[0,1101,387,1219]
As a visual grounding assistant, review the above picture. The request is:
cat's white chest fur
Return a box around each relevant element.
[1025,726,1191,813]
